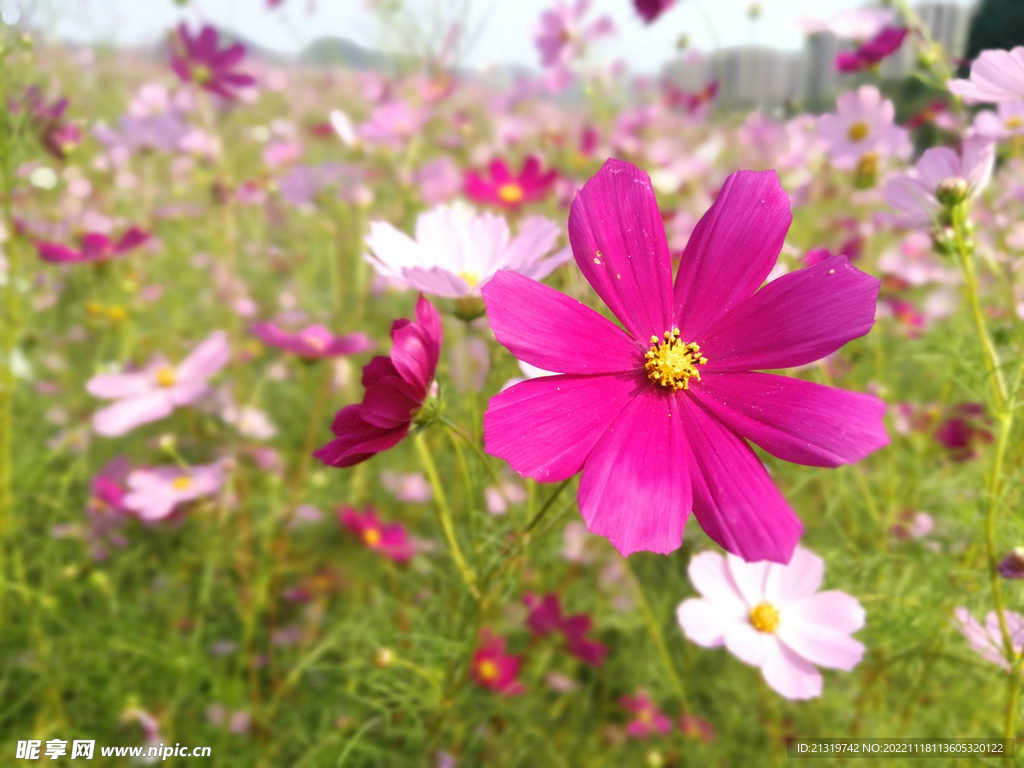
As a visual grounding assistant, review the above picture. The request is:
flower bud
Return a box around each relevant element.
[373,647,395,668]
[936,177,969,207]
[998,547,1024,579]
[453,295,487,323]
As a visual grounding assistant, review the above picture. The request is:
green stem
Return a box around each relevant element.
[525,478,572,534]
[412,430,479,599]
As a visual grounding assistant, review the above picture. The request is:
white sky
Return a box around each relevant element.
[33,0,974,72]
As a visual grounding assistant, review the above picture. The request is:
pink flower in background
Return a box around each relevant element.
[36,228,149,264]
[535,1,615,69]
[380,471,431,503]
[414,156,462,204]
[338,506,415,562]
[87,331,230,437]
[800,7,895,40]
[620,692,672,738]
[471,630,524,695]
[884,135,995,227]
[934,402,992,461]
[366,206,570,298]
[170,24,256,100]
[677,548,866,699]
[483,160,887,561]
[635,0,676,24]
[889,510,934,540]
[949,47,1024,104]
[465,156,558,209]
[251,323,372,360]
[358,99,426,150]
[835,27,908,73]
[954,608,1024,669]
[818,86,911,170]
[314,296,441,468]
[123,460,227,521]
[678,713,716,743]
[972,101,1024,140]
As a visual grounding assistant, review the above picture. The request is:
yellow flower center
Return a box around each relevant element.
[856,151,879,178]
[847,121,870,142]
[155,366,177,388]
[191,64,212,84]
[477,659,499,680]
[172,476,192,490]
[459,271,480,288]
[1006,116,1023,130]
[644,329,707,391]
[497,183,524,204]
[749,602,780,633]
[363,528,381,546]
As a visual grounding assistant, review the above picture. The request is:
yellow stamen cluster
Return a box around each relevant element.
[644,329,707,391]
[459,271,481,288]
[172,476,192,491]
[155,366,177,388]
[477,659,499,680]
[497,183,524,204]
[847,121,870,142]
[191,64,212,85]
[749,602,781,634]
[363,528,382,547]
[1005,116,1023,130]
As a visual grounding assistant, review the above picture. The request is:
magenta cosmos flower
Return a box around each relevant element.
[677,548,866,700]
[465,156,558,210]
[635,0,676,24]
[620,692,672,738]
[483,160,887,561]
[835,26,908,73]
[949,47,1024,104]
[122,460,227,522]
[36,228,149,264]
[170,24,256,100]
[314,296,440,468]
[523,592,607,665]
[338,505,415,563]
[251,322,372,360]
[87,331,229,437]
[471,630,524,695]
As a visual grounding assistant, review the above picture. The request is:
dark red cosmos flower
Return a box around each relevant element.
[170,24,256,100]
[314,296,441,468]
[635,0,676,24]
[36,228,149,264]
[835,26,908,73]
[523,592,607,666]
[338,506,415,563]
[464,156,558,210]
[471,629,524,695]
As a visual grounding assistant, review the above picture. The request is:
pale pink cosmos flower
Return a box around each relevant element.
[818,86,911,170]
[884,135,996,227]
[380,471,431,503]
[799,7,895,40]
[677,548,866,700]
[365,206,570,298]
[953,608,1024,669]
[251,323,372,360]
[87,331,230,437]
[949,47,1024,104]
[358,99,426,150]
[123,460,227,522]
[972,101,1024,140]
[535,0,615,70]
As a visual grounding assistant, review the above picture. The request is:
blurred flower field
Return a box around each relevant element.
[2,1,1024,765]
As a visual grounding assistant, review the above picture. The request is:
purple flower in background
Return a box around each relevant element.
[483,160,887,561]
[170,24,256,100]
[949,47,1024,104]
[36,228,149,264]
[998,548,1024,580]
[314,296,441,468]
[251,323,372,360]
[87,331,230,436]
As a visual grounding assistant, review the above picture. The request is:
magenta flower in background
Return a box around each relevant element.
[818,86,911,170]
[949,47,1024,104]
[251,323,372,360]
[934,402,992,461]
[314,296,441,468]
[338,506,415,563]
[465,156,558,210]
[635,0,676,24]
[954,607,1024,669]
[620,692,672,738]
[884,135,995,227]
[87,331,230,437]
[170,24,256,100]
[471,629,525,695]
[835,27,908,73]
[122,460,227,521]
[36,228,149,264]
[483,160,887,561]
[366,206,570,298]
[677,548,866,700]
[523,592,607,665]
[535,0,615,69]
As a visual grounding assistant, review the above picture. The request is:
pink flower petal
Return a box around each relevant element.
[790,590,866,634]
[578,389,693,556]
[778,621,865,671]
[567,159,674,341]
[87,371,153,399]
[176,331,230,382]
[726,554,771,606]
[701,255,879,372]
[678,401,803,563]
[93,392,174,437]
[724,620,770,666]
[761,641,823,700]
[691,372,889,467]
[482,270,641,375]
[674,170,791,340]
[687,550,745,606]
[484,371,641,482]
[676,597,738,647]
[764,547,824,606]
